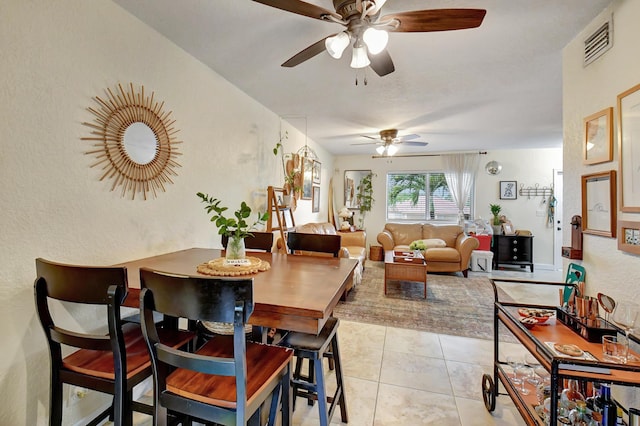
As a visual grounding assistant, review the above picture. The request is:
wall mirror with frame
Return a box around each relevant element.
[344,170,371,209]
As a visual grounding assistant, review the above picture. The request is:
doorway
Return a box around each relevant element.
[553,169,563,271]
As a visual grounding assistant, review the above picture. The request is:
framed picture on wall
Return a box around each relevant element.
[301,157,313,199]
[312,186,320,213]
[312,160,321,184]
[618,220,640,255]
[583,107,613,165]
[499,181,517,200]
[582,170,616,238]
[282,207,294,230]
[617,83,640,212]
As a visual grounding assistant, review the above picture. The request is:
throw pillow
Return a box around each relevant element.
[409,238,447,251]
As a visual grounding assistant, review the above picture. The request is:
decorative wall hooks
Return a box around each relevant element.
[82,83,182,200]
[519,183,553,199]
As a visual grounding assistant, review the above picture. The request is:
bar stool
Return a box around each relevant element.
[283,232,349,425]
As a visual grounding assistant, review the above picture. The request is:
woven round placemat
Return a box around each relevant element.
[196,256,270,277]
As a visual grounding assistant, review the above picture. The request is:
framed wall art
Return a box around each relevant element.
[618,220,640,255]
[499,181,517,200]
[617,83,640,212]
[282,207,295,230]
[581,170,617,238]
[312,160,321,184]
[301,157,314,199]
[312,186,320,213]
[583,107,613,165]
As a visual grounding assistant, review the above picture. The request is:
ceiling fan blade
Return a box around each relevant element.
[281,36,333,67]
[397,133,420,141]
[382,9,486,33]
[252,0,341,21]
[369,49,395,77]
[399,141,428,146]
[351,141,381,145]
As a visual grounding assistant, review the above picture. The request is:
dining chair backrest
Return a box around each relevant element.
[286,232,341,258]
[139,268,292,425]
[222,231,274,252]
[34,258,143,425]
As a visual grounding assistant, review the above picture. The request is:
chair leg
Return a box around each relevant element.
[268,383,281,426]
[331,334,348,423]
[50,377,63,426]
[313,353,330,426]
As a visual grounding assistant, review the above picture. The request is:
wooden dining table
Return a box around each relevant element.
[120,247,357,335]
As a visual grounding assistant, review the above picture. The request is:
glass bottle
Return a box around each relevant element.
[600,384,617,426]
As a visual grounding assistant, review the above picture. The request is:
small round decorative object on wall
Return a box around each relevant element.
[82,83,182,200]
[485,160,502,175]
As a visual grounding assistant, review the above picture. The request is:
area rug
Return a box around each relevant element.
[334,261,514,341]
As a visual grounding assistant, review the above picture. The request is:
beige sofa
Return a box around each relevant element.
[377,223,479,277]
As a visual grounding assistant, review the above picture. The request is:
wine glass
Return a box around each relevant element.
[612,302,639,363]
[515,365,532,395]
[507,355,523,381]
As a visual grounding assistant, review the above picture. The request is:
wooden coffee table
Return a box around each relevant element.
[384,250,427,298]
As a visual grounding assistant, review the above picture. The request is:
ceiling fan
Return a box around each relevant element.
[352,128,428,156]
[252,0,486,77]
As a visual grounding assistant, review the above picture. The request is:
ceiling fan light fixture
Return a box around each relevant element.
[350,45,370,68]
[386,144,398,156]
[325,31,350,59]
[376,145,385,155]
[363,27,388,55]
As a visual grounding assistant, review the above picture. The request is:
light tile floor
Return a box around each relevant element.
[121,266,563,425]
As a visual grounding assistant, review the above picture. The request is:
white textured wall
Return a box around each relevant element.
[563,1,640,303]
[563,0,640,410]
[334,148,562,266]
[0,1,331,424]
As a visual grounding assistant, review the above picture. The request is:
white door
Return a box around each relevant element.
[553,170,563,271]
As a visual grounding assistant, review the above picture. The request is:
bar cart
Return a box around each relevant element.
[482,278,640,425]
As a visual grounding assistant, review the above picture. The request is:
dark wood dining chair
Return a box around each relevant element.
[139,268,294,426]
[34,258,194,426]
[222,231,274,252]
[286,232,341,257]
[283,232,348,426]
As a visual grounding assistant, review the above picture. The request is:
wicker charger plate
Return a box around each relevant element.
[196,256,270,277]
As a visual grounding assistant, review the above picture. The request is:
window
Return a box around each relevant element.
[386,172,473,222]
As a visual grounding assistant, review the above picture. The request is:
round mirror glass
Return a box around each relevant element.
[123,122,157,165]
[485,161,502,175]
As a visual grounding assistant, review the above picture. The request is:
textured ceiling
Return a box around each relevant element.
[113,0,612,156]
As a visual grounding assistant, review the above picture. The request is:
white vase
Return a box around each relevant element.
[226,236,246,260]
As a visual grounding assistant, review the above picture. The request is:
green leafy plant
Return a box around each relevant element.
[489,204,502,225]
[356,172,375,229]
[197,192,269,239]
[272,131,301,195]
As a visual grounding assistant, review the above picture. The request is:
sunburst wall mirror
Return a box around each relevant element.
[82,83,182,200]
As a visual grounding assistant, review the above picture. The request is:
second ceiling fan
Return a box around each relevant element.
[252,0,486,77]
[352,129,428,156]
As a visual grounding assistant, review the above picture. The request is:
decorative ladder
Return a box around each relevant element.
[267,186,295,253]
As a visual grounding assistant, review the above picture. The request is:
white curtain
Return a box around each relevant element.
[442,153,480,226]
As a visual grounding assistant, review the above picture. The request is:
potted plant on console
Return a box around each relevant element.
[197,192,269,262]
[489,203,503,235]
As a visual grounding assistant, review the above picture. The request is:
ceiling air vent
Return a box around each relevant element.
[584,17,613,66]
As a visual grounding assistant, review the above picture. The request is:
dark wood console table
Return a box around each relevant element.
[491,235,534,272]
